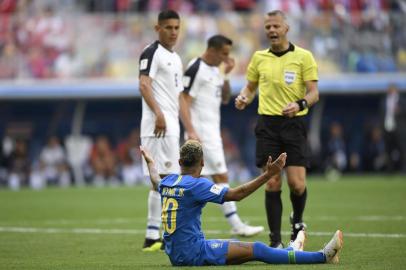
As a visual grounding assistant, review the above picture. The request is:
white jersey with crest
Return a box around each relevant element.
[139,41,183,138]
[183,58,227,175]
[183,58,223,142]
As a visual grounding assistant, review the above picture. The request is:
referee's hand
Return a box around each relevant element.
[282,102,300,118]
[235,95,248,110]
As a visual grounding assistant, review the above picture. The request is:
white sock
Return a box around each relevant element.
[146,189,161,240]
[218,183,244,229]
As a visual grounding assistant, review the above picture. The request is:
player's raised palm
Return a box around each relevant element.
[265,152,287,177]
[140,146,154,164]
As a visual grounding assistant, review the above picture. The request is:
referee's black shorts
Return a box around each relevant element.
[255,115,308,168]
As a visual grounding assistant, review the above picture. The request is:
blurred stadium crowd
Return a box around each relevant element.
[0,0,406,190]
[0,0,406,79]
[0,125,253,190]
[1,91,405,190]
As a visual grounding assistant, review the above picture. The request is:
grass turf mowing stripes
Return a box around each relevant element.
[0,175,405,270]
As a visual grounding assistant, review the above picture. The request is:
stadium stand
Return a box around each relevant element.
[0,0,405,188]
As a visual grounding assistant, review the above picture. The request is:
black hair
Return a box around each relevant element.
[207,35,233,50]
[158,10,180,23]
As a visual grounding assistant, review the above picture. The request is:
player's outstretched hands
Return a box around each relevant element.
[140,146,154,164]
[264,152,287,177]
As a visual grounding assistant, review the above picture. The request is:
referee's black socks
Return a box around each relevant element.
[290,188,307,224]
[265,190,283,246]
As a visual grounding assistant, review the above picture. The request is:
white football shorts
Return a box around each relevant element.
[141,136,180,176]
[201,140,227,176]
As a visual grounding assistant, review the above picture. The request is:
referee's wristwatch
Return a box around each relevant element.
[296,99,308,111]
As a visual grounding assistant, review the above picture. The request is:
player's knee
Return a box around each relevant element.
[265,176,282,191]
[288,181,306,194]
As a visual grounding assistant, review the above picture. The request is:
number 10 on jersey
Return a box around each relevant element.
[162,197,178,234]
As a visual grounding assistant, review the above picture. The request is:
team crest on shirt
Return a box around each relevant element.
[140,59,148,70]
[165,161,172,168]
[183,76,191,87]
[284,71,296,84]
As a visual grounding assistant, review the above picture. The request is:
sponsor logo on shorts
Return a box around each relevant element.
[216,162,222,168]
[165,161,172,168]
[210,242,223,249]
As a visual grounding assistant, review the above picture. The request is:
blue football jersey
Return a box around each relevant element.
[158,173,228,265]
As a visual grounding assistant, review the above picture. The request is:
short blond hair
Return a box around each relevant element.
[180,140,203,167]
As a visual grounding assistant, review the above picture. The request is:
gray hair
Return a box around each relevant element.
[267,10,287,20]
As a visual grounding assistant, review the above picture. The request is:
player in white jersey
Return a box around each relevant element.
[138,10,184,251]
[180,35,264,237]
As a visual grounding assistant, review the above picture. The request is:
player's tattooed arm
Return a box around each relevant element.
[224,153,287,202]
[140,146,161,190]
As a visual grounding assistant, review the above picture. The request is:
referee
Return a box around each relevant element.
[235,10,319,248]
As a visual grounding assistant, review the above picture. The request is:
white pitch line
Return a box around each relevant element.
[0,226,405,238]
[5,215,403,226]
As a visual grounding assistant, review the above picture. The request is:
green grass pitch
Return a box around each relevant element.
[0,175,405,270]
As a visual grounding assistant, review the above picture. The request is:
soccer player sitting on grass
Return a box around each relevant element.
[140,140,343,266]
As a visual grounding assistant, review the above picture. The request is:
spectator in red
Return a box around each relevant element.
[26,46,52,78]
[0,39,19,78]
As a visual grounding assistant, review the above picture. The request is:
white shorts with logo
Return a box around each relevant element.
[201,140,227,176]
[141,136,180,176]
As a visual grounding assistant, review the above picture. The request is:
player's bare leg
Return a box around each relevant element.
[226,241,254,265]
[212,173,264,237]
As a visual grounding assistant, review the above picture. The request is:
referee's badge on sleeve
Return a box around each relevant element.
[284,71,296,85]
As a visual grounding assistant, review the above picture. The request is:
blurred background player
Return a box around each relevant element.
[138,10,184,251]
[382,84,403,172]
[180,34,264,236]
[140,140,343,266]
[90,135,118,186]
[116,128,144,186]
[38,135,70,187]
[235,10,319,247]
